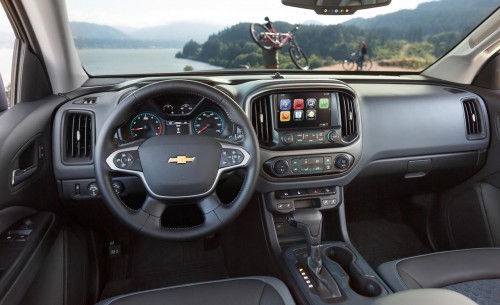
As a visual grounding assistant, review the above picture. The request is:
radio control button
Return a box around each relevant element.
[282,133,295,145]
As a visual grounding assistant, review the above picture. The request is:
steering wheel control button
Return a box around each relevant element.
[220,148,245,168]
[112,181,124,195]
[265,154,353,177]
[112,150,142,171]
[273,160,290,175]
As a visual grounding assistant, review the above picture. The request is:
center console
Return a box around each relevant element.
[250,83,385,305]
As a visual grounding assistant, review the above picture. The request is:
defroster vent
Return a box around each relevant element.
[63,111,94,164]
[251,96,272,144]
[462,98,485,140]
[339,93,358,142]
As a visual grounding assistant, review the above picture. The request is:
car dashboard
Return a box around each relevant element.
[51,75,489,206]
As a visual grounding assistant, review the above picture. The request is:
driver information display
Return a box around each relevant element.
[276,92,335,129]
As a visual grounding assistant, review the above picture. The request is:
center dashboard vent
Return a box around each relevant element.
[462,98,486,140]
[251,95,273,144]
[62,111,94,164]
[339,93,358,142]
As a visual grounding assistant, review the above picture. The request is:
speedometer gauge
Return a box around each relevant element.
[193,111,224,137]
[129,112,163,139]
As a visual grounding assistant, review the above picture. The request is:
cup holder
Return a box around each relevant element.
[324,246,382,297]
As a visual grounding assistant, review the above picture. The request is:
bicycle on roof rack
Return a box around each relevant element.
[250,17,309,70]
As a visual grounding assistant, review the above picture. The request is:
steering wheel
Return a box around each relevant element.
[94,80,260,240]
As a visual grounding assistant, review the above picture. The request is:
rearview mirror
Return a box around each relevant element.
[281,0,391,15]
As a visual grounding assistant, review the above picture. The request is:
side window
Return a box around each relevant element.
[0,7,15,110]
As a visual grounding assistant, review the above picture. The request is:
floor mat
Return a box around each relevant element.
[101,238,228,299]
[348,219,431,268]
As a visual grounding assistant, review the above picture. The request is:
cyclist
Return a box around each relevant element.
[357,41,367,70]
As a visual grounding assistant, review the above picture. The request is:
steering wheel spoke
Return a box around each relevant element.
[142,195,167,217]
[196,193,223,214]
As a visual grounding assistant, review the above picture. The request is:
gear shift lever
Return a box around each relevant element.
[287,209,323,274]
[287,209,342,299]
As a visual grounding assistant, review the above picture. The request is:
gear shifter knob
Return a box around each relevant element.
[287,209,323,246]
[287,209,323,274]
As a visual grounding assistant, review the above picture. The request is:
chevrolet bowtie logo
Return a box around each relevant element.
[168,156,195,164]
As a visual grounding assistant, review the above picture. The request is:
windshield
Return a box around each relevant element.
[66,0,497,75]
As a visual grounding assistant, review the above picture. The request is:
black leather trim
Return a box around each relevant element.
[372,289,477,305]
[377,248,500,292]
[95,277,295,305]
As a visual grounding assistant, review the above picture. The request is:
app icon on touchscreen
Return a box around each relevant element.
[306,98,316,109]
[293,99,304,110]
[319,98,329,109]
[294,110,304,120]
[280,99,291,110]
[280,111,291,122]
[306,110,316,120]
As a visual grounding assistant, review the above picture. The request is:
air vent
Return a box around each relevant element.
[444,88,466,94]
[251,96,272,144]
[63,111,94,164]
[73,97,97,105]
[462,98,485,140]
[339,93,358,141]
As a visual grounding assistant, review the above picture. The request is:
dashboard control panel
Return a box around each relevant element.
[280,129,342,146]
[264,153,354,177]
[265,186,342,214]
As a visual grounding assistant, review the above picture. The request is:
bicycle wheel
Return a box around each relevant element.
[250,23,274,50]
[289,46,309,70]
[342,59,354,71]
[363,59,373,71]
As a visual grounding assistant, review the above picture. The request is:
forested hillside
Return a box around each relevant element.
[176,0,497,69]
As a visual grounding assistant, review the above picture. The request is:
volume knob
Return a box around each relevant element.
[282,133,295,145]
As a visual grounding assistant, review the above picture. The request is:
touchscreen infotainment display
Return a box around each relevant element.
[275,92,337,129]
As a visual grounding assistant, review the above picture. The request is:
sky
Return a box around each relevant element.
[65,0,437,29]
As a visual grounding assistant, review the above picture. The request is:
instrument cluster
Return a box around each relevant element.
[119,93,243,142]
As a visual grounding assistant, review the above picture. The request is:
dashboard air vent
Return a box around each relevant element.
[462,98,485,140]
[339,93,358,141]
[73,97,98,105]
[251,96,272,143]
[63,111,94,164]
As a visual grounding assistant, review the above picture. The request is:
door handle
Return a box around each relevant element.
[12,164,38,186]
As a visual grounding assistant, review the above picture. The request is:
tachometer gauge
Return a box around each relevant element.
[193,111,224,137]
[129,112,163,139]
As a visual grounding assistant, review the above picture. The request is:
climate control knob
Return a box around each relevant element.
[273,160,290,175]
[334,155,350,170]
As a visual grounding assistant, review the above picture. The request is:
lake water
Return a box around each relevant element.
[0,48,220,88]
[78,48,220,75]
